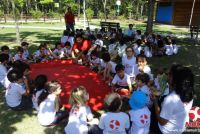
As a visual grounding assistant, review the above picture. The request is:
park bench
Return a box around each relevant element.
[100,21,120,32]
[190,25,200,40]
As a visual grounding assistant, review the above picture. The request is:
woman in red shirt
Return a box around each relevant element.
[64,7,75,32]
[72,34,91,64]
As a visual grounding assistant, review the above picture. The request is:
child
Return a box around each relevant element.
[21,41,30,59]
[34,44,51,62]
[99,93,130,134]
[101,53,116,84]
[37,81,68,126]
[137,55,153,80]
[122,46,138,81]
[14,46,27,62]
[118,39,127,57]
[111,64,132,93]
[129,91,151,134]
[0,53,9,87]
[133,39,143,56]
[135,30,142,40]
[1,45,13,62]
[65,86,100,134]
[5,69,32,110]
[64,41,72,58]
[108,38,118,60]
[61,30,69,45]
[154,68,169,98]
[153,65,194,134]
[89,50,101,72]
[126,24,135,41]
[53,42,65,59]
[135,73,152,108]
[32,74,48,111]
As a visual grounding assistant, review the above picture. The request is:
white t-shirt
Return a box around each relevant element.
[118,44,127,57]
[65,105,93,134]
[158,91,193,134]
[90,57,101,66]
[95,39,104,47]
[108,43,117,54]
[14,54,27,61]
[5,83,25,107]
[53,48,65,58]
[99,112,130,134]
[37,94,57,126]
[101,61,117,74]
[122,55,137,77]
[137,85,152,107]
[61,36,69,45]
[165,44,174,56]
[139,65,153,80]
[32,89,44,111]
[0,64,7,85]
[23,49,29,59]
[112,73,131,87]
[129,107,151,134]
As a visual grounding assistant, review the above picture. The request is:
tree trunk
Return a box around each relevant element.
[78,0,80,21]
[35,0,38,11]
[102,0,107,22]
[11,0,20,45]
[136,1,139,20]
[146,0,155,33]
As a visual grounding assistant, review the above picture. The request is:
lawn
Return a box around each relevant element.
[0,22,199,134]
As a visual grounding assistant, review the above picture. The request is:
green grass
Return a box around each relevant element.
[0,22,199,134]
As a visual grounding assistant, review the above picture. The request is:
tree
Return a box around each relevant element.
[146,0,155,33]
[102,0,107,21]
[11,0,20,45]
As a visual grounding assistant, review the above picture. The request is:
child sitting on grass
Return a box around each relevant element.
[135,73,152,108]
[99,93,130,134]
[37,80,68,126]
[89,50,101,72]
[111,64,132,93]
[65,86,100,134]
[32,74,48,111]
[129,91,151,134]
[0,53,9,87]
[101,53,116,85]
[63,41,72,59]
[5,69,32,110]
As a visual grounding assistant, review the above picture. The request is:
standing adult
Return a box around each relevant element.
[64,7,75,32]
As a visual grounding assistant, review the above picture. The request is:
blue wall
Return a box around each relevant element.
[156,5,173,23]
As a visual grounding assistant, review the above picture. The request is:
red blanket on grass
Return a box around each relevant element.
[30,60,111,111]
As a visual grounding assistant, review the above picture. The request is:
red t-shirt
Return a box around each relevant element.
[72,40,91,52]
[65,12,75,24]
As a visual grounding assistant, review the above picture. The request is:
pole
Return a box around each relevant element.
[189,0,196,28]
[83,0,86,29]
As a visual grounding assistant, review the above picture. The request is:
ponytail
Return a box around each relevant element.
[38,89,49,106]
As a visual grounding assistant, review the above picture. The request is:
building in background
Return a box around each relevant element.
[156,0,200,26]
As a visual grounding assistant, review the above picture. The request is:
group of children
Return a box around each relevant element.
[0,24,193,134]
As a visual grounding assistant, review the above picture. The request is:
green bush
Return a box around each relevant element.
[0,10,4,18]
[98,12,104,20]
[117,15,126,20]
[30,10,43,21]
[108,10,116,20]
[85,8,94,21]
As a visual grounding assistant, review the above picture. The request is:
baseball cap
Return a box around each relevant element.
[129,91,147,110]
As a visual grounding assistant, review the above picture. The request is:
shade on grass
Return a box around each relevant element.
[30,59,112,111]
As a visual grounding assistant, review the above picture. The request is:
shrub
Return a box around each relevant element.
[85,8,94,21]
[30,10,43,21]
